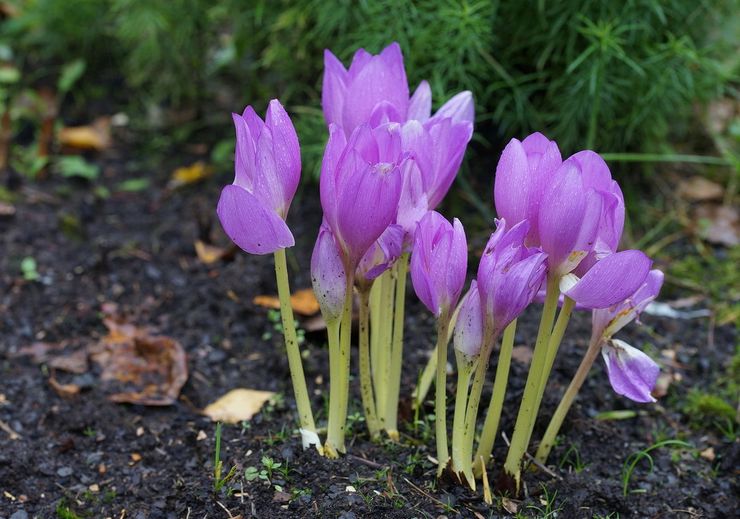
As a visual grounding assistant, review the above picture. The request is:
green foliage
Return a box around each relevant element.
[621,439,692,496]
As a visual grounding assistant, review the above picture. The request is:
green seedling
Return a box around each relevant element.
[621,439,692,496]
[213,422,237,493]
[21,256,40,281]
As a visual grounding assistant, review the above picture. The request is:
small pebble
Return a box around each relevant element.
[57,466,73,477]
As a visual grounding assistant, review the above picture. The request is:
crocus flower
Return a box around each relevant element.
[476,219,548,333]
[561,249,653,309]
[320,123,405,268]
[217,100,300,254]
[453,281,484,358]
[323,42,474,136]
[311,224,347,324]
[409,211,468,318]
[493,133,562,245]
[356,224,405,285]
[602,339,660,403]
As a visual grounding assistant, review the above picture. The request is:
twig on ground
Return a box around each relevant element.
[0,419,21,440]
[347,453,385,469]
[402,477,458,513]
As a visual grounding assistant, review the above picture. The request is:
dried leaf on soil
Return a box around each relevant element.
[167,161,213,190]
[693,204,739,246]
[58,117,111,151]
[47,349,89,374]
[194,240,235,264]
[676,176,724,202]
[253,288,320,316]
[90,317,188,406]
[202,388,276,424]
[48,375,80,398]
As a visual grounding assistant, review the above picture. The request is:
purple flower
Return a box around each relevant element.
[561,250,652,309]
[602,339,659,403]
[410,211,468,317]
[476,219,548,333]
[323,42,474,136]
[453,281,484,357]
[356,224,405,284]
[311,224,347,323]
[493,133,562,245]
[217,100,300,254]
[591,269,664,339]
[320,123,405,268]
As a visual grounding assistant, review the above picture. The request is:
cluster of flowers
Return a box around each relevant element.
[217,42,662,492]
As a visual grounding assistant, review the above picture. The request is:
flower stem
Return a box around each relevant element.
[376,270,395,426]
[535,334,604,463]
[273,248,320,452]
[474,318,517,476]
[369,279,382,401]
[384,253,409,441]
[460,320,497,488]
[434,309,451,476]
[534,297,575,413]
[503,275,560,491]
[358,287,381,439]
[411,293,466,409]
[451,350,476,481]
[325,273,354,457]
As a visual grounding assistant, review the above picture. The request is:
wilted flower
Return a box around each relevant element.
[592,269,664,339]
[356,224,405,286]
[602,339,660,403]
[217,100,300,254]
[320,123,405,268]
[409,211,468,318]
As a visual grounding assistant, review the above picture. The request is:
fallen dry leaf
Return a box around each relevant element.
[194,240,235,264]
[202,388,276,424]
[15,341,65,363]
[47,349,89,374]
[167,161,213,190]
[693,204,739,246]
[511,345,533,364]
[90,316,188,406]
[253,288,320,316]
[48,375,80,398]
[58,117,111,151]
[677,176,724,202]
[502,497,519,514]
[700,447,716,462]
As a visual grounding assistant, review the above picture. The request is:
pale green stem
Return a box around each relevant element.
[535,334,604,463]
[324,273,354,458]
[503,275,560,491]
[460,320,498,488]
[451,350,476,481]
[376,270,395,425]
[434,309,451,476]
[358,287,381,439]
[474,318,517,475]
[534,297,575,414]
[384,253,409,440]
[411,294,465,409]
[369,279,382,399]
[273,248,320,451]
[325,318,340,455]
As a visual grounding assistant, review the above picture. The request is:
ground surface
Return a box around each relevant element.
[0,149,737,518]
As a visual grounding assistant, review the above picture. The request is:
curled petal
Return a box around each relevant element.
[565,250,652,309]
[407,80,432,122]
[311,225,347,324]
[453,281,484,357]
[593,269,665,338]
[217,185,294,255]
[602,339,659,403]
[357,224,404,282]
[433,91,474,124]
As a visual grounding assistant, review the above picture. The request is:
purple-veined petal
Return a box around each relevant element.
[407,80,432,122]
[357,224,404,282]
[446,218,468,311]
[493,139,529,226]
[594,269,665,338]
[602,339,659,403]
[396,161,430,239]
[453,281,484,357]
[265,99,301,212]
[490,252,548,331]
[217,184,294,255]
[322,49,348,128]
[565,250,652,309]
[319,124,349,229]
[232,112,257,191]
[311,225,347,323]
[433,91,474,124]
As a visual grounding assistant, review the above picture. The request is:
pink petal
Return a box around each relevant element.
[433,91,474,124]
[217,185,294,255]
[311,225,347,323]
[565,250,651,309]
[407,80,432,121]
[322,49,348,128]
[265,99,301,211]
[602,339,659,403]
[319,124,348,229]
[453,281,484,357]
[232,112,256,191]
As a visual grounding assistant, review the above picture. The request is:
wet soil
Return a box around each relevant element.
[0,147,737,518]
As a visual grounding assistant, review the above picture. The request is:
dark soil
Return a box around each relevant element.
[0,145,737,519]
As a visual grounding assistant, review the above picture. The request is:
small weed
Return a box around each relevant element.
[523,484,563,518]
[55,500,81,519]
[21,256,40,281]
[213,422,238,493]
[263,309,306,345]
[621,439,692,496]
[82,426,96,437]
[557,442,588,473]
[263,425,288,446]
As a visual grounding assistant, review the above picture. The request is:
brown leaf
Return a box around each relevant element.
[694,204,739,246]
[253,288,320,316]
[502,497,519,514]
[511,345,533,364]
[90,317,188,406]
[47,349,89,374]
[700,447,715,462]
[202,388,275,424]
[167,161,213,189]
[58,117,111,151]
[194,240,235,264]
[48,375,80,399]
[677,176,724,202]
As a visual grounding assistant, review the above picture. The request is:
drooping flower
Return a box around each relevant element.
[356,224,405,286]
[320,123,405,268]
[217,100,300,254]
[602,339,660,403]
[493,132,562,245]
[476,219,548,333]
[409,211,468,318]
